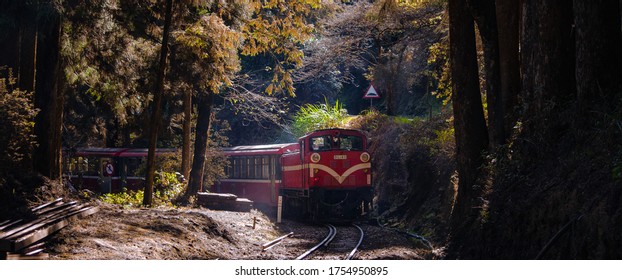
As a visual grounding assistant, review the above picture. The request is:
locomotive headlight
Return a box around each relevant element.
[313,177,320,185]
[310,153,321,163]
[360,152,370,163]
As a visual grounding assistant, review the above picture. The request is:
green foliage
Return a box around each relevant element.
[427,40,451,105]
[99,190,144,207]
[175,14,243,94]
[0,69,39,175]
[291,99,349,137]
[242,0,320,96]
[351,108,455,158]
[100,171,183,207]
[62,2,159,127]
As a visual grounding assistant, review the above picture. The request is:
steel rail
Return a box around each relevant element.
[295,224,336,260]
[345,224,364,260]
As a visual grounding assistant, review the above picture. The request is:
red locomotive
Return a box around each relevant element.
[213,129,373,222]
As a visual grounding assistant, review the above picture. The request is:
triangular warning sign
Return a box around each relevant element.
[363,84,380,99]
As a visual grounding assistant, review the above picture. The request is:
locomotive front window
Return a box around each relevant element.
[310,136,332,151]
[339,135,363,151]
[310,135,363,151]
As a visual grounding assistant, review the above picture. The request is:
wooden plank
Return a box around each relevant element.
[0,219,12,227]
[197,192,238,201]
[0,219,68,252]
[4,205,93,241]
[36,201,77,216]
[31,197,64,213]
[199,197,253,212]
[0,205,98,252]
[15,240,45,254]
[1,202,80,237]
[233,198,253,212]
[4,252,49,260]
[24,248,44,256]
[10,206,99,252]
[0,203,80,239]
[0,219,23,231]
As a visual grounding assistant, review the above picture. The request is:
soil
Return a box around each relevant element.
[46,202,437,260]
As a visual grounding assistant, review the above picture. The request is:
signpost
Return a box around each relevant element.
[104,162,114,176]
[363,84,380,107]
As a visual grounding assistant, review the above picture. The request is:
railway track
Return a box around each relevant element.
[295,224,364,260]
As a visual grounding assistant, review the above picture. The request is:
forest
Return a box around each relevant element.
[1,0,621,259]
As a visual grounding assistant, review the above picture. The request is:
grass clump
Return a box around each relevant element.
[291,98,349,138]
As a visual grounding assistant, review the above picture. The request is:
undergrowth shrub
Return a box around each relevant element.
[0,68,38,176]
[100,171,184,207]
[350,109,456,242]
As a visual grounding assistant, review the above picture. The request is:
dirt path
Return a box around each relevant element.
[47,203,433,260]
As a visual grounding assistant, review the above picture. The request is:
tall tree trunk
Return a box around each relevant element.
[574,0,622,127]
[185,93,214,198]
[467,0,505,147]
[181,90,192,179]
[448,0,489,253]
[521,0,575,120]
[18,0,37,92]
[143,0,174,207]
[33,0,63,180]
[0,5,20,73]
[495,0,520,137]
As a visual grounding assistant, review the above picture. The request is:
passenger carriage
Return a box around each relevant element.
[62,148,176,193]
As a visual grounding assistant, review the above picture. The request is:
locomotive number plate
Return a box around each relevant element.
[333,155,347,160]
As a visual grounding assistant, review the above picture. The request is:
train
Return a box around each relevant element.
[61,128,374,222]
[213,128,373,222]
[62,147,177,193]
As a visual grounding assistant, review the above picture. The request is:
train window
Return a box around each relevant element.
[274,156,281,179]
[339,135,363,151]
[75,157,86,173]
[262,156,269,179]
[310,135,363,151]
[241,157,248,178]
[254,157,262,179]
[233,158,240,178]
[310,136,332,151]
[125,158,142,177]
[247,157,255,179]
[82,156,99,176]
